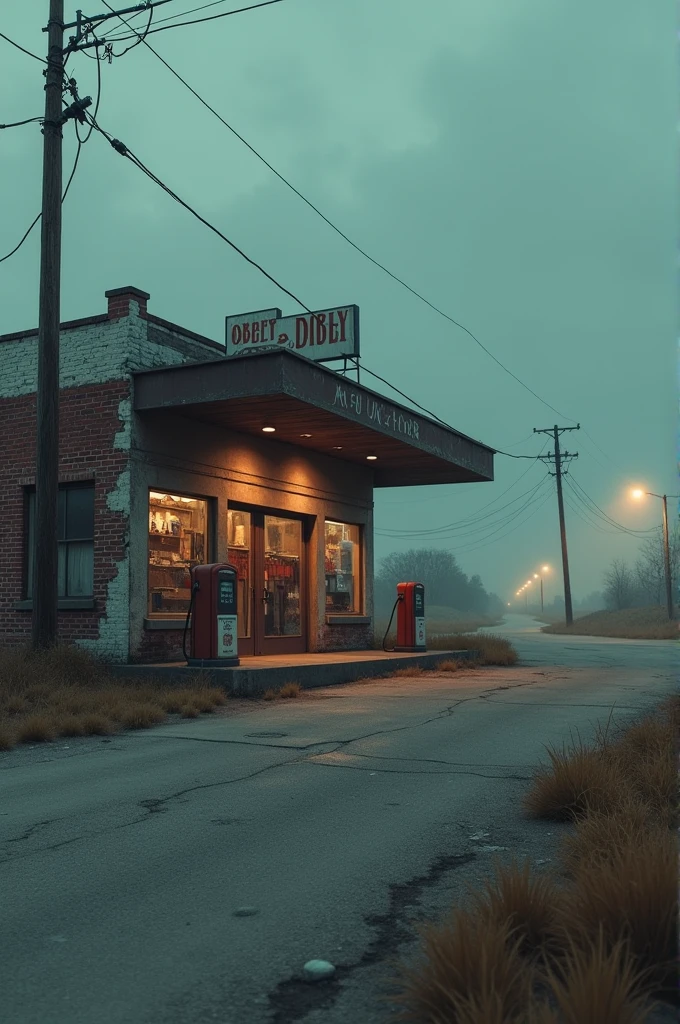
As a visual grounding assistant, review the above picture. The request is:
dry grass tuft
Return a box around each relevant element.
[542,928,659,1024]
[15,714,57,743]
[393,665,424,678]
[115,703,167,730]
[57,714,90,737]
[387,908,534,1022]
[180,704,200,718]
[78,713,117,735]
[433,659,467,673]
[467,857,564,961]
[0,726,16,751]
[559,797,665,876]
[541,606,678,640]
[522,734,624,822]
[555,830,678,992]
[279,682,302,698]
[262,688,277,701]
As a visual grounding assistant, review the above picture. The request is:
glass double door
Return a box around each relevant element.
[227,508,306,656]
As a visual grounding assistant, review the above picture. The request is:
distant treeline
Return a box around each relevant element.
[375,548,505,619]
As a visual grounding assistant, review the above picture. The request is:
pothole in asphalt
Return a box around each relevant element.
[245,731,289,738]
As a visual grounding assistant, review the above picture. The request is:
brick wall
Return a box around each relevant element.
[0,381,131,654]
[319,623,374,652]
[135,630,186,664]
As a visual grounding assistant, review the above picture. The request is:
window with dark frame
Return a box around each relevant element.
[26,484,95,599]
[324,520,362,614]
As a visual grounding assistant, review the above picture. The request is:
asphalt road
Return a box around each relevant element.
[1,619,676,1024]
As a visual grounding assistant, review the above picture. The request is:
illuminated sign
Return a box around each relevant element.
[225,305,359,363]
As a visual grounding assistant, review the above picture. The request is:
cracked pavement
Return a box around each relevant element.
[1,615,676,1023]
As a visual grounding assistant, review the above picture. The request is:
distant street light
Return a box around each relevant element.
[630,488,679,620]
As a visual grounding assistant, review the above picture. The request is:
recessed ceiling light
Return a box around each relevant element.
[332,446,343,450]
[261,426,276,433]
[366,455,378,461]
[300,433,312,438]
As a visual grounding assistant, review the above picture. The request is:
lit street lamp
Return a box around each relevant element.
[630,489,678,620]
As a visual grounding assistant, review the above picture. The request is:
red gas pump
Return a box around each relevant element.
[184,563,240,667]
[394,581,426,652]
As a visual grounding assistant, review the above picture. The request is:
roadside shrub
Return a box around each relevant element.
[387,909,534,1022]
[522,736,623,822]
[541,928,656,1024]
[279,682,302,698]
[554,830,678,993]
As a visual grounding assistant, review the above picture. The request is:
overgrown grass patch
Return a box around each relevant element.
[541,606,679,640]
[427,633,518,666]
[389,694,678,1020]
[0,644,229,750]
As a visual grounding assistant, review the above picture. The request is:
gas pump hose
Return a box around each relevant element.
[182,581,200,662]
[382,594,403,652]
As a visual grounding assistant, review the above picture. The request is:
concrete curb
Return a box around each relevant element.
[110,649,480,696]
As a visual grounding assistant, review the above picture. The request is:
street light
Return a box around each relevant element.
[630,488,678,620]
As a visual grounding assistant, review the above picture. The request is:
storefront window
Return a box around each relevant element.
[325,521,361,614]
[227,509,251,638]
[148,492,207,616]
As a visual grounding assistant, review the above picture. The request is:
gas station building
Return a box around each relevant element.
[0,286,495,664]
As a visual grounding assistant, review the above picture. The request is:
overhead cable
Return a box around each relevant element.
[566,475,658,535]
[376,477,549,538]
[103,0,287,41]
[0,31,48,64]
[94,0,575,423]
[0,134,83,265]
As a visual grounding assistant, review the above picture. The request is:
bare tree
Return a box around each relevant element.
[635,526,680,606]
[603,559,637,610]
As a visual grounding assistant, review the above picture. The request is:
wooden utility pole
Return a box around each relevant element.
[33,0,64,648]
[661,494,673,620]
[534,424,579,626]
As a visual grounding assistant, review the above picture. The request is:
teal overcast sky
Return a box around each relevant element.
[1,0,676,606]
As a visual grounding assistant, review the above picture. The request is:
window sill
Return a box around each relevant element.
[144,618,187,631]
[326,615,371,626]
[14,599,96,611]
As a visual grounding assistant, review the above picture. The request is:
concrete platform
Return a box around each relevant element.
[110,648,479,696]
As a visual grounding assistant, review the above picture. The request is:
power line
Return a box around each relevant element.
[378,441,547,506]
[0,116,44,129]
[91,0,573,423]
[0,31,48,64]
[103,0,287,40]
[565,476,658,536]
[106,0,234,34]
[89,116,319,315]
[376,477,549,538]
[454,487,554,556]
[0,133,83,265]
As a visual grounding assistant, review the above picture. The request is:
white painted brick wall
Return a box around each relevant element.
[0,301,189,398]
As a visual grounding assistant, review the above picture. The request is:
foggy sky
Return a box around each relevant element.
[1,0,676,606]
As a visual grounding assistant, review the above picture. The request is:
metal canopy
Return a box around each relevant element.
[133,349,495,488]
